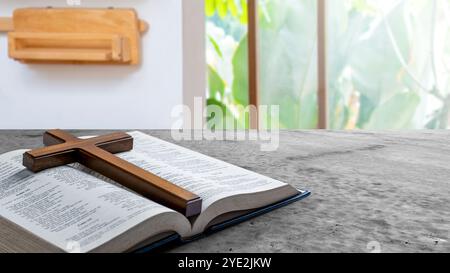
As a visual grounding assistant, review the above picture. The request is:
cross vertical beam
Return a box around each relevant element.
[247,0,260,130]
[317,0,328,129]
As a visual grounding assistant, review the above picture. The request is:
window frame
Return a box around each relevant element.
[246,0,328,129]
[202,0,329,129]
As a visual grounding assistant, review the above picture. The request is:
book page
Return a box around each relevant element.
[0,150,173,253]
[121,132,290,210]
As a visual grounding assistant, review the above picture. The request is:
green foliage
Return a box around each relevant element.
[208,35,223,59]
[206,0,248,24]
[366,92,420,129]
[208,65,225,99]
[329,0,450,129]
[258,0,318,129]
[231,36,249,106]
[206,0,450,130]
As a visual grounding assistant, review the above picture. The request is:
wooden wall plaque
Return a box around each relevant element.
[1,8,149,65]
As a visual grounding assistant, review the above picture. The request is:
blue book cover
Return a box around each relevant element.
[135,190,311,253]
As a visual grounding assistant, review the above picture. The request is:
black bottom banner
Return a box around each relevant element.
[0,253,444,272]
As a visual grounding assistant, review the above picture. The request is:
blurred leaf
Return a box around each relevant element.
[297,91,318,129]
[366,91,420,129]
[206,0,250,24]
[206,0,448,130]
[206,98,227,130]
[208,35,223,59]
[207,98,227,114]
[216,0,228,19]
[207,98,239,130]
[350,3,410,104]
[329,87,350,129]
[259,0,318,129]
[239,0,248,24]
[205,0,216,17]
[231,35,249,106]
[425,115,440,129]
[208,65,226,99]
[227,0,239,18]
[357,94,376,128]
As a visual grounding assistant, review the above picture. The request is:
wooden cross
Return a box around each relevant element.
[23,130,202,217]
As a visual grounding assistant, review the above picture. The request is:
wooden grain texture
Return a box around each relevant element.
[317,0,329,129]
[8,32,131,62]
[23,130,202,217]
[8,8,147,64]
[247,0,260,130]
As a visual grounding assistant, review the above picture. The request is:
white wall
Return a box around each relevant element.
[0,0,203,129]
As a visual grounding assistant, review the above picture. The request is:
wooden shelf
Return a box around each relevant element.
[9,32,131,63]
[2,8,148,65]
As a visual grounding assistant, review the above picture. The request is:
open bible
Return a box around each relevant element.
[0,131,310,253]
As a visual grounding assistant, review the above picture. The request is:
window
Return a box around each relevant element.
[329,0,450,129]
[260,0,318,129]
[206,0,450,129]
[206,0,249,129]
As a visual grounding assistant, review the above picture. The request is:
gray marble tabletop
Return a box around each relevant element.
[0,130,449,253]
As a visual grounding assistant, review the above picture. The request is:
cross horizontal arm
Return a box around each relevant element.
[23,130,133,172]
[43,130,134,151]
[43,129,79,145]
[79,146,202,217]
